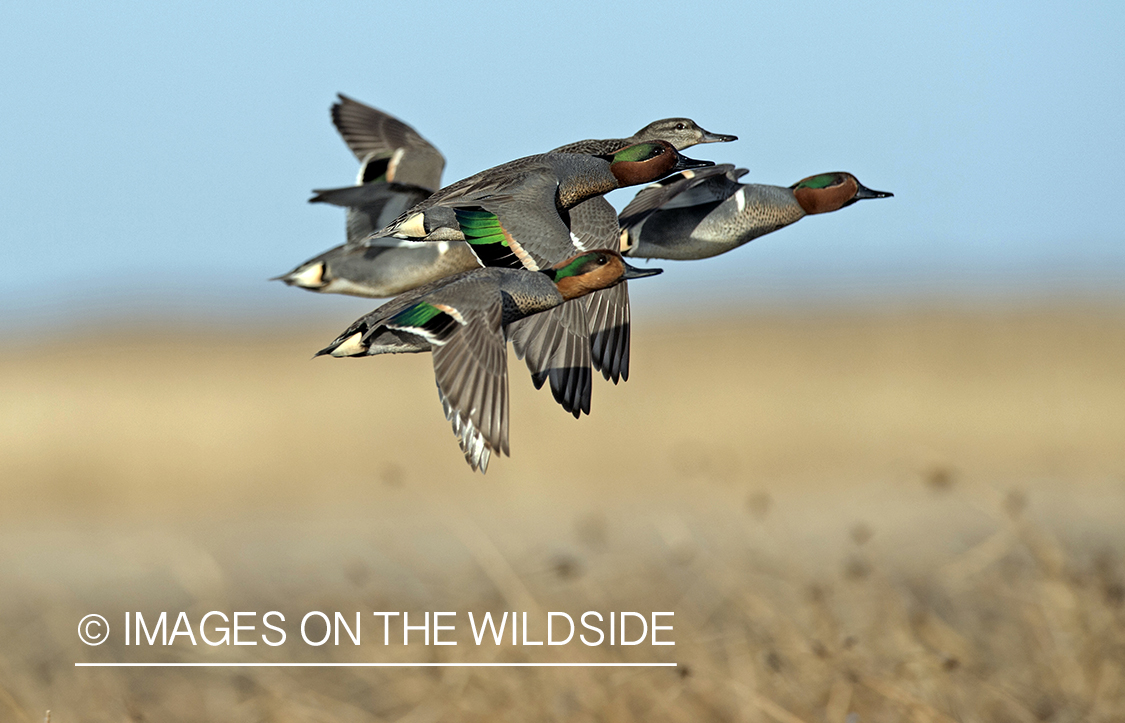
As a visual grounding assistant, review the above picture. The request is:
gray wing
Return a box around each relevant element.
[451,182,575,271]
[567,197,620,251]
[507,300,593,418]
[430,294,509,472]
[310,182,435,246]
[331,94,445,190]
[376,158,550,244]
[619,164,740,229]
[585,282,632,384]
[476,192,623,394]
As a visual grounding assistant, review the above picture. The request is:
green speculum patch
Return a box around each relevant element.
[391,301,443,328]
[454,209,509,247]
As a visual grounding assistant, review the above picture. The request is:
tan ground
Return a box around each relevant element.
[1,305,1123,722]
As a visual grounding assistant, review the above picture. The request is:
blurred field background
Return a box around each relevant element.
[2,304,1124,722]
[3,2,1124,720]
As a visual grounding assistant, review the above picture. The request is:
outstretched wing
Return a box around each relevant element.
[426,296,509,472]
[585,282,632,383]
[507,300,592,418]
[454,199,601,415]
[331,94,445,191]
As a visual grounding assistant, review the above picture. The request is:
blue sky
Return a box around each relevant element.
[1,1,1122,328]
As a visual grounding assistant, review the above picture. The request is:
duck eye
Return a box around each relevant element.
[675,123,686,130]
[597,255,608,265]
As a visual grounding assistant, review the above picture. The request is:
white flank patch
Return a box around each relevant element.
[290,263,325,288]
[331,333,367,357]
[618,228,633,253]
[734,188,746,214]
[395,213,428,239]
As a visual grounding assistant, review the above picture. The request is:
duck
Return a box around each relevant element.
[619,166,893,260]
[373,141,713,247]
[277,100,733,416]
[549,121,736,385]
[274,95,458,295]
[313,93,447,244]
[368,141,713,416]
[316,250,662,472]
[275,103,737,299]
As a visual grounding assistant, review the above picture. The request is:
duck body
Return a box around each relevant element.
[276,95,462,294]
[317,251,660,472]
[280,105,736,299]
[372,142,709,251]
[275,239,482,298]
[620,167,893,260]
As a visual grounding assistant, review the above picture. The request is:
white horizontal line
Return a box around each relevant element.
[75,662,676,668]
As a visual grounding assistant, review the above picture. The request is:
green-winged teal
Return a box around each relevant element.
[619,167,893,260]
[316,251,661,472]
[276,104,736,299]
[375,141,712,247]
[547,122,736,386]
[278,101,733,417]
[371,141,713,416]
[275,95,456,295]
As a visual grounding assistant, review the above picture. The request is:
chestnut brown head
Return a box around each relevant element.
[790,172,893,215]
[605,141,714,188]
[545,250,663,300]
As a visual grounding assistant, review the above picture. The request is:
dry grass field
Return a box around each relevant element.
[1,305,1124,722]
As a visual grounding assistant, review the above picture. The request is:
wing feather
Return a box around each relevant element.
[431,298,509,470]
[586,282,632,383]
[507,301,593,417]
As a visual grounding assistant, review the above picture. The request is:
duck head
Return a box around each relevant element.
[545,250,663,300]
[605,141,714,188]
[633,118,738,150]
[789,172,893,215]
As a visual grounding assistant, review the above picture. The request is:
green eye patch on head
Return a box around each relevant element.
[551,252,607,281]
[791,173,843,190]
[612,142,664,163]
